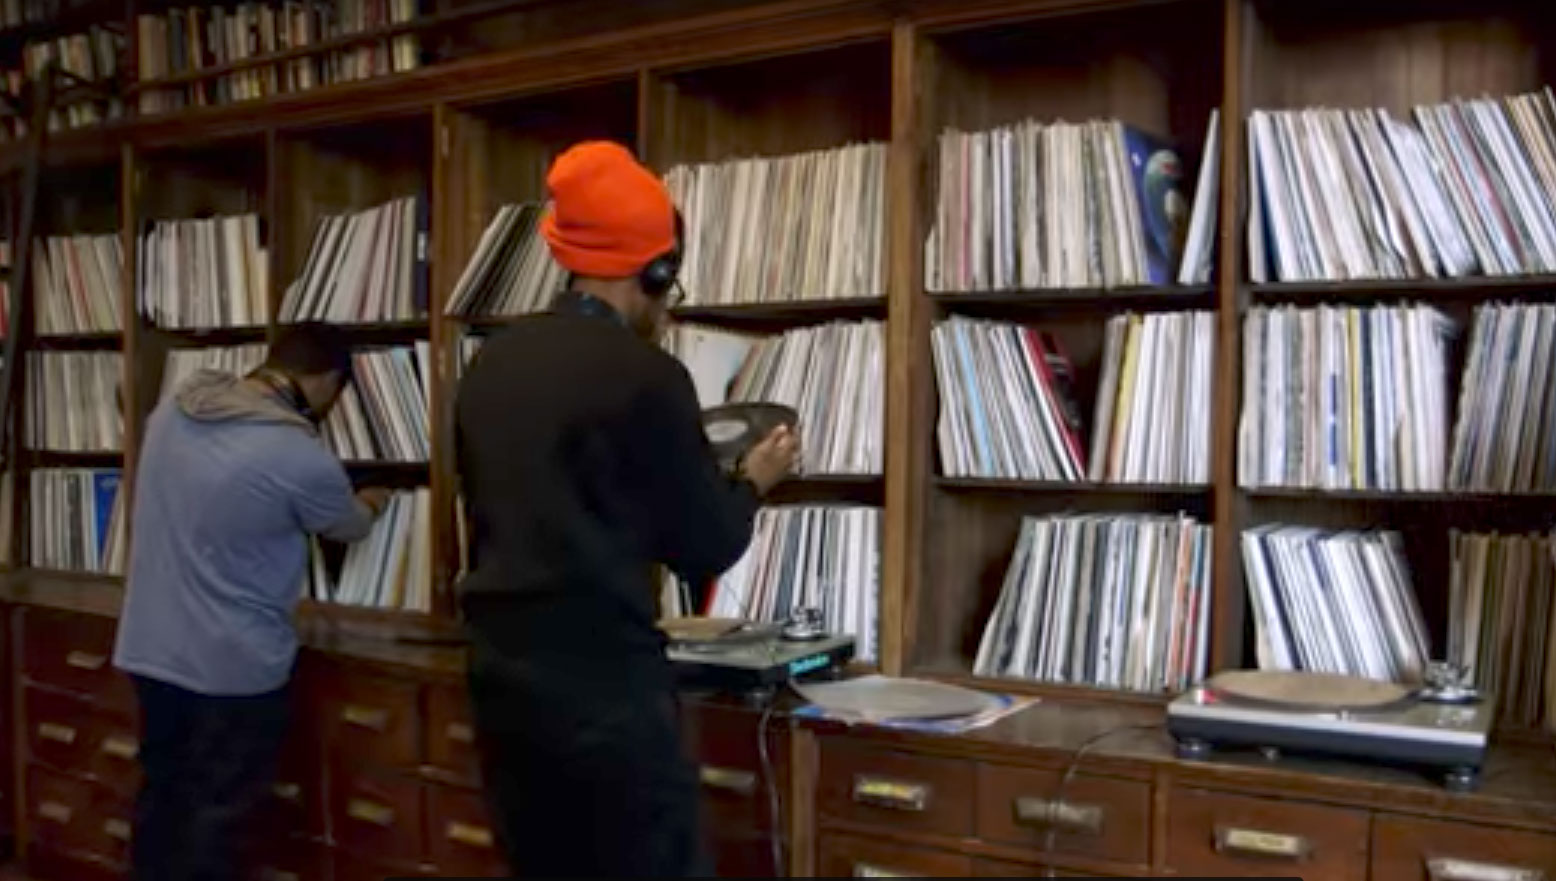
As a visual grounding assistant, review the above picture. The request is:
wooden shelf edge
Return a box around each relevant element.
[918,667,1177,707]
[671,296,888,327]
[930,284,1214,312]
[1243,487,1556,503]
[1248,274,1556,305]
[936,476,1211,496]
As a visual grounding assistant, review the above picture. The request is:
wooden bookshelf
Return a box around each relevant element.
[2,0,1555,743]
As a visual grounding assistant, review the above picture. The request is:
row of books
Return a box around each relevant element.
[1448,530,1556,730]
[30,467,125,574]
[932,312,1214,484]
[444,203,564,317]
[138,213,269,330]
[26,350,121,452]
[159,344,266,401]
[667,321,884,476]
[1238,304,1454,492]
[1242,526,1430,683]
[305,487,431,612]
[0,0,97,30]
[705,504,880,663]
[320,343,429,462]
[1449,303,1556,493]
[973,513,1212,692]
[0,25,125,140]
[279,195,427,324]
[137,0,422,115]
[925,117,1202,293]
[664,143,887,306]
[36,233,124,335]
[1249,90,1556,283]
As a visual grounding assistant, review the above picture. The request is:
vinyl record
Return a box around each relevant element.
[702,402,798,471]
[1206,669,1413,711]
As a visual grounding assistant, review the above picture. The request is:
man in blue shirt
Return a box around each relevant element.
[114,323,387,881]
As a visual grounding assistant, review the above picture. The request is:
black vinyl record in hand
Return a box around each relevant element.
[702,402,799,473]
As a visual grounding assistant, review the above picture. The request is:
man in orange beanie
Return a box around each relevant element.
[456,140,797,877]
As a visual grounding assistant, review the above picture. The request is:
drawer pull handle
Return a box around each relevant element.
[446,821,494,848]
[851,775,929,812]
[271,782,301,802]
[1214,825,1311,861]
[100,735,139,760]
[1013,796,1104,835]
[341,704,389,731]
[347,798,395,827]
[853,863,904,878]
[700,765,757,796]
[37,722,77,745]
[1427,858,1548,881]
[103,818,132,841]
[38,801,73,824]
[260,871,300,881]
[446,722,474,744]
[65,651,106,671]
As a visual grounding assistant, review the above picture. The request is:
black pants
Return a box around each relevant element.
[130,674,290,881]
[467,630,710,878]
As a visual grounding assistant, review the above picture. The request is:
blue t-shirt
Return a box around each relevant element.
[114,372,372,696]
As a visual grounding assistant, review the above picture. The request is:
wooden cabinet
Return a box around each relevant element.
[1164,787,1370,879]
[11,600,1556,881]
[1372,815,1556,881]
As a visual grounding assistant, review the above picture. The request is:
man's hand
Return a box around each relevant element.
[740,425,800,495]
[357,487,392,517]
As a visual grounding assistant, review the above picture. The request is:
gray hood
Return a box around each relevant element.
[175,369,316,434]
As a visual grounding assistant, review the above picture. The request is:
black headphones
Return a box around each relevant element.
[250,367,322,426]
[639,210,685,299]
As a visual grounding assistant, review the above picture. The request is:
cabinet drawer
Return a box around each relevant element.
[330,768,426,866]
[27,765,134,868]
[818,831,974,877]
[333,849,438,881]
[265,767,325,840]
[427,685,479,781]
[24,687,140,796]
[1373,814,1556,881]
[1165,787,1367,879]
[976,763,1149,865]
[975,858,1101,877]
[20,609,134,712]
[426,785,507,877]
[819,740,974,837]
[319,667,422,769]
[255,839,330,881]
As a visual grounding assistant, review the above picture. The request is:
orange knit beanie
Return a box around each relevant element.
[539,141,676,278]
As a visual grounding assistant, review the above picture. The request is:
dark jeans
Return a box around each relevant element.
[466,628,711,878]
[131,674,290,881]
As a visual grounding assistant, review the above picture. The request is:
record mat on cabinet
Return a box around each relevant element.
[1206,669,1414,711]
[702,402,798,472]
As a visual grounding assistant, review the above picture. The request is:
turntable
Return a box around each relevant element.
[1167,666,1494,791]
[661,612,854,695]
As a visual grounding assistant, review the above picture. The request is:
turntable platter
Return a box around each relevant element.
[1207,669,1413,711]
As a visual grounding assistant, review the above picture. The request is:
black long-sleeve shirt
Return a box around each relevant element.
[455,293,759,661]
